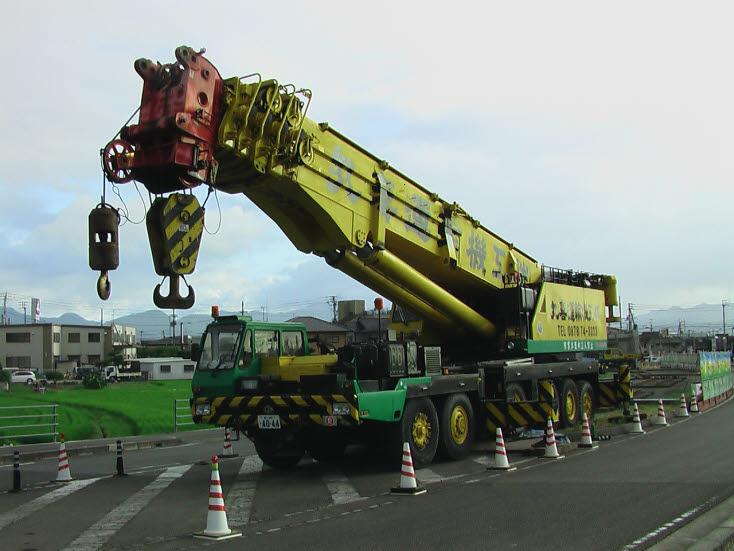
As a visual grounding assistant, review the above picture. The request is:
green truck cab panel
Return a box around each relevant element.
[355,377,432,422]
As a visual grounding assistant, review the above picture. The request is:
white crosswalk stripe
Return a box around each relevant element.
[322,471,365,505]
[60,464,192,551]
[0,477,101,531]
[226,455,264,527]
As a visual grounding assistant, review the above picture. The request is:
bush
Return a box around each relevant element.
[82,374,107,389]
[0,369,10,384]
[45,371,64,382]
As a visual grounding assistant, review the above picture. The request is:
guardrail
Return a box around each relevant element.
[174,399,195,432]
[0,404,58,443]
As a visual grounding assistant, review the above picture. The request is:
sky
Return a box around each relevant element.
[1,1,733,322]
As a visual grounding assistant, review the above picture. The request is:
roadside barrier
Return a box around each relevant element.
[489,428,516,470]
[578,413,598,449]
[391,442,426,495]
[55,433,72,482]
[115,440,127,476]
[541,413,563,459]
[174,399,195,432]
[654,400,668,426]
[630,403,645,434]
[677,394,689,417]
[0,403,58,444]
[11,450,21,492]
[193,456,241,540]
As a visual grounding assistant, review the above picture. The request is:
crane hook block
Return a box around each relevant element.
[89,204,120,301]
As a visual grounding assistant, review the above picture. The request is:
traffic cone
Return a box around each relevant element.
[391,442,426,495]
[489,428,516,470]
[653,399,668,426]
[690,393,699,413]
[630,403,645,434]
[578,413,598,449]
[677,393,689,417]
[221,427,238,458]
[541,413,563,459]
[54,433,72,482]
[194,456,241,540]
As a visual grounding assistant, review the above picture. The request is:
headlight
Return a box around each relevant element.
[195,403,211,416]
[332,402,351,416]
[239,378,259,391]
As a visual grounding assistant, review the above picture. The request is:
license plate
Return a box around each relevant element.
[257,415,281,429]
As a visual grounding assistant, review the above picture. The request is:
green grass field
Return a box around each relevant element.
[0,380,196,444]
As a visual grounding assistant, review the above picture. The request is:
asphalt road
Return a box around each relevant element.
[2,398,734,551]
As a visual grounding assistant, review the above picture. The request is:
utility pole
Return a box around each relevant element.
[241,300,245,316]
[20,301,27,324]
[326,295,338,323]
[2,292,7,325]
[170,309,177,341]
[722,300,728,335]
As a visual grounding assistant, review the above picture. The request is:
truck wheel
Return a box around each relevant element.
[577,380,595,420]
[305,429,346,462]
[254,432,304,469]
[559,379,580,428]
[505,383,527,402]
[438,393,475,460]
[401,397,439,468]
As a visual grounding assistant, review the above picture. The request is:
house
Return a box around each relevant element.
[132,357,196,380]
[286,316,348,353]
[0,323,136,375]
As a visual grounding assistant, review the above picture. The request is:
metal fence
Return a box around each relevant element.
[174,399,195,432]
[0,404,58,443]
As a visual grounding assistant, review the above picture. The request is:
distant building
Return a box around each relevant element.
[287,316,348,353]
[132,357,195,380]
[0,323,136,375]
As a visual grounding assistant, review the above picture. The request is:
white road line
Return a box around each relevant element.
[60,464,192,551]
[0,477,101,530]
[322,472,364,505]
[226,455,263,527]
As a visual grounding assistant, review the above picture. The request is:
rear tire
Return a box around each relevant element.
[305,429,346,462]
[577,380,595,420]
[505,383,527,402]
[559,379,580,428]
[438,393,475,460]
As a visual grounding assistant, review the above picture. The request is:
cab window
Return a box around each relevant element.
[282,331,305,356]
[239,329,253,368]
[254,330,279,358]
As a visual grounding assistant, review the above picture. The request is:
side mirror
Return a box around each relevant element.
[191,343,200,362]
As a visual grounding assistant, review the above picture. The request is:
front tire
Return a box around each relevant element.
[254,431,304,469]
[438,393,475,460]
[400,398,439,468]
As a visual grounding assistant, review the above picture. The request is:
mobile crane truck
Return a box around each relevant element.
[89,46,632,468]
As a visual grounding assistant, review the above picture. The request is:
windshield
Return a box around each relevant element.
[197,325,242,370]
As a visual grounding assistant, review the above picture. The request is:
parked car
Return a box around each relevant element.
[11,370,36,384]
[73,366,100,380]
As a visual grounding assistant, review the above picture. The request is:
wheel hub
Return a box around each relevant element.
[412,412,432,450]
[450,406,468,444]
[565,392,577,421]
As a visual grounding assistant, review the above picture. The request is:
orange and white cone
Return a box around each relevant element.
[542,413,563,459]
[221,428,238,458]
[391,442,426,495]
[654,399,668,426]
[630,403,645,434]
[194,456,241,540]
[578,413,598,449]
[690,393,699,413]
[489,428,516,470]
[677,393,689,417]
[55,433,72,482]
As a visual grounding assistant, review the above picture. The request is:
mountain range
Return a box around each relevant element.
[0,303,729,340]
